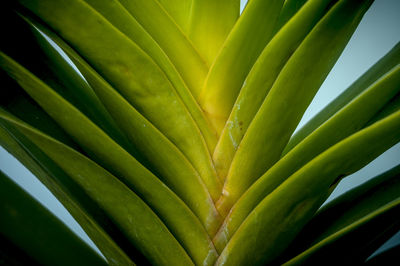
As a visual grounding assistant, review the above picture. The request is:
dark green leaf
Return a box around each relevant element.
[0,170,108,266]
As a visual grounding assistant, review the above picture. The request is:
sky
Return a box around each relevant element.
[1,0,399,259]
[299,0,400,202]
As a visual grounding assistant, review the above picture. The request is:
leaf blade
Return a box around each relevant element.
[156,0,192,33]
[117,0,209,97]
[0,124,135,265]
[15,0,222,200]
[0,53,218,265]
[218,0,374,215]
[0,114,194,265]
[217,109,400,265]
[199,0,284,134]
[282,164,400,263]
[284,42,400,155]
[0,171,108,266]
[214,64,400,251]
[78,0,217,151]
[188,0,240,65]
[213,0,337,181]
[283,200,400,265]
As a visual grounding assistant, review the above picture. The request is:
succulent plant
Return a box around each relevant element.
[1,0,399,265]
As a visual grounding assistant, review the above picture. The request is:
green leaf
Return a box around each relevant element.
[40,36,222,235]
[283,199,400,265]
[0,124,135,265]
[0,115,195,265]
[116,0,209,97]
[218,0,374,215]
[0,234,39,266]
[217,110,400,265]
[366,92,400,126]
[213,0,336,181]
[2,0,398,264]
[76,0,217,151]
[188,0,240,65]
[0,54,219,265]
[156,0,192,33]
[0,170,108,266]
[14,0,222,201]
[284,42,400,155]
[298,165,400,246]
[19,8,222,235]
[1,10,132,154]
[280,165,400,263]
[274,0,309,33]
[199,0,284,134]
[0,71,79,150]
[214,65,400,252]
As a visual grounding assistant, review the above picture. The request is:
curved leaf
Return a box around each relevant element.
[280,164,400,263]
[274,0,309,33]
[217,110,400,265]
[218,0,374,215]
[213,0,336,181]
[48,43,222,236]
[366,92,400,126]
[214,65,400,251]
[77,0,217,151]
[0,124,135,265]
[0,171,108,266]
[18,8,222,236]
[0,9,133,154]
[0,72,79,149]
[0,53,219,265]
[117,0,209,97]
[199,0,284,134]
[298,165,400,245]
[188,0,240,65]
[0,115,194,265]
[14,0,222,201]
[283,200,400,265]
[284,42,400,155]
[156,0,192,33]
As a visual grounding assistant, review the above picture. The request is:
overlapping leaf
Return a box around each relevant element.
[0,53,218,265]
[217,110,400,265]
[217,0,374,215]
[1,0,399,265]
[0,171,108,266]
[280,165,400,265]
[214,63,400,251]
[213,0,338,181]
[199,0,284,134]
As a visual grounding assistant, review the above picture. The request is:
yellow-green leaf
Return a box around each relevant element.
[217,110,400,265]
[199,0,284,134]
[218,0,374,215]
